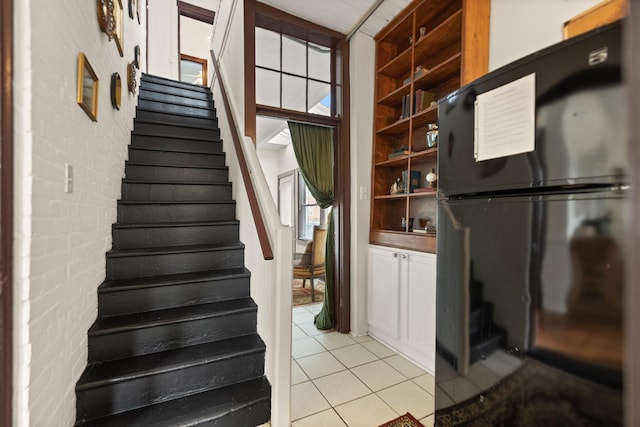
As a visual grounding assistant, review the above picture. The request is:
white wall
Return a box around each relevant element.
[148,1,178,78]
[13,0,146,425]
[489,0,602,71]
[180,16,213,84]
[349,32,375,337]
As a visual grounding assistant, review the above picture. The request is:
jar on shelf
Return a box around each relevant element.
[426,123,439,148]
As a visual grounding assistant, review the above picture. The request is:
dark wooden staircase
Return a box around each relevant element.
[74,74,271,426]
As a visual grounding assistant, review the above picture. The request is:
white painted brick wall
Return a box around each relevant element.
[14,0,146,425]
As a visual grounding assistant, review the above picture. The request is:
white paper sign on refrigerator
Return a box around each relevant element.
[474,73,536,162]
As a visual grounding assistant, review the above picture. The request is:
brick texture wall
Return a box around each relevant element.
[13,1,146,425]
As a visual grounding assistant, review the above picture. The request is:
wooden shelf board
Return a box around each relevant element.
[412,105,438,127]
[378,81,412,107]
[415,52,461,90]
[370,229,437,254]
[376,155,410,167]
[377,117,410,135]
[378,47,413,78]
[410,147,438,161]
[374,194,409,200]
[414,10,462,67]
[409,190,437,198]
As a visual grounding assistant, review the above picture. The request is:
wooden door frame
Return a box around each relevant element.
[176,1,215,82]
[243,0,351,332]
[1,0,13,424]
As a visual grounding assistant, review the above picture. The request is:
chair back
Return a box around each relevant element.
[311,225,328,269]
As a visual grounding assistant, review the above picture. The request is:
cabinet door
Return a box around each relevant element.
[368,246,401,339]
[404,252,436,371]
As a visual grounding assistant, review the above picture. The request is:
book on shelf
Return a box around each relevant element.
[415,90,435,113]
[388,150,410,159]
[412,228,427,233]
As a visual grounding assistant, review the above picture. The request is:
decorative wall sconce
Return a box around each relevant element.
[127,62,137,95]
[97,0,116,40]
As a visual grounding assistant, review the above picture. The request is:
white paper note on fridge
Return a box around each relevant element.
[474,73,536,162]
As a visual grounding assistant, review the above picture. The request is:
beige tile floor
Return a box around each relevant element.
[291,303,435,427]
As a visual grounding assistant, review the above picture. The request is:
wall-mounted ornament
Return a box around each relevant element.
[114,0,124,57]
[133,45,141,69]
[128,0,135,19]
[127,62,137,95]
[110,72,122,110]
[77,53,99,121]
[136,0,141,24]
[97,0,116,40]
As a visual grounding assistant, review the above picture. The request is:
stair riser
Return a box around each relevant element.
[128,149,225,167]
[121,182,232,201]
[88,310,257,362]
[138,90,212,109]
[125,164,228,183]
[137,98,215,118]
[130,134,223,154]
[117,203,236,223]
[99,275,250,316]
[77,352,265,421]
[112,223,240,250]
[107,248,244,280]
[206,400,271,427]
[139,81,212,100]
[135,122,220,141]
[136,109,218,129]
[141,75,211,94]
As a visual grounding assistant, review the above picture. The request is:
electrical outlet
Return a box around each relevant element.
[65,163,73,193]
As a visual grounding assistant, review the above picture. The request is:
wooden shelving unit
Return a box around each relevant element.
[369,0,490,253]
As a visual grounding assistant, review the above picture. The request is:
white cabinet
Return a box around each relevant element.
[368,245,436,374]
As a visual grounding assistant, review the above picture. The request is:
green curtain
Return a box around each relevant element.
[288,121,335,330]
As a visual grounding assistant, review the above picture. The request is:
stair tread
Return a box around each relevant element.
[128,144,225,154]
[141,74,212,92]
[123,179,231,186]
[99,267,250,292]
[135,118,217,131]
[126,161,227,170]
[137,95,215,111]
[77,334,265,389]
[89,298,257,336]
[77,377,270,427]
[118,200,234,205]
[112,220,239,229]
[106,242,244,257]
[136,106,216,119]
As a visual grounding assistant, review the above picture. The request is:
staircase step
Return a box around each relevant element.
[128,147,225,167]
[134,120,220,140]
[98,268,250,316]
[137,97,215,118]
[130,134,223,154]
[136,109,218,129]
[139,82,212,101]
[141,74,212,94]
[125,163,228,182]
[75,377,271,427]
[117,200,236,223]
[137,90,213,109]
[106,243,245,280]
[469,302,493,335]
[121,180,232,201]
[88,298,258,362]
[112,220,240,250]
[76,335,266,421]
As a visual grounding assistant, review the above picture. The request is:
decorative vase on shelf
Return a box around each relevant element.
[426,123,439,148]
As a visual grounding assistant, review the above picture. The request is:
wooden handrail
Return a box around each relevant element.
[210,49,274,260]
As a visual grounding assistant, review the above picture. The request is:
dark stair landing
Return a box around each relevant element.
[74,74,271,426]
[468,265,506,364]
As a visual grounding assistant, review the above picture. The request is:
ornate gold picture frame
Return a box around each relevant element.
[77,53,99,121]
[97,0,116,40]
[114,0,124,56]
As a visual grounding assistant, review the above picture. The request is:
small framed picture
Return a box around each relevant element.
[114,0,124,56]
[77,53,99,121]
[111,72,122,110]
[136,0,141,24]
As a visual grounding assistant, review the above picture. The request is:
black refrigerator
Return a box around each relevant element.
[435,21,626,426]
